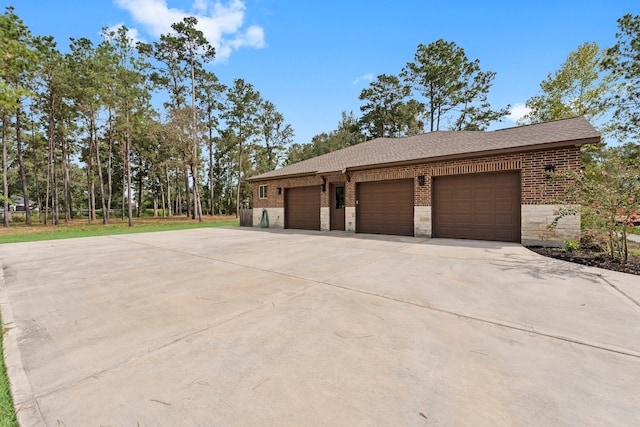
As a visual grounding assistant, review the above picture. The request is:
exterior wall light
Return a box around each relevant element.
[544,164,556,179]
[321,183,326,192]
[277,187,282,195]
[417,175,426,186]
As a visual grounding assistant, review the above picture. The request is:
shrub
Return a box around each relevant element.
[550,154,640,263]
[564,239,580,252]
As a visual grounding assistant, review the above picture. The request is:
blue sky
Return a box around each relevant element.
[6,0,639,144]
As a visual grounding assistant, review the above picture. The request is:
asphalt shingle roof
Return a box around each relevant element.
[248,117,600,182]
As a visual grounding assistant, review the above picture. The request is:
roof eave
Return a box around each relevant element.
[246,171,319,183]
[343,136,600,172]
[246,135,600,181]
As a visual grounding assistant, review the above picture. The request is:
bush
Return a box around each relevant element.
[564,239,580,252]
[551,153,640,263]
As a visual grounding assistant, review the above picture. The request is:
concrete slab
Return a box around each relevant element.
[1,228,639,426]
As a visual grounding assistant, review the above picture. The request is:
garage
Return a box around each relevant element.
[285,186,321,230]
[356,179,414,236]
[432,172,521,242]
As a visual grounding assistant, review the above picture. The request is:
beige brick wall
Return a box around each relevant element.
[252,207,284,229]
[345,207,356,232]
[521,204,580,247]
[414,206,432,237]
[320,207,330,231]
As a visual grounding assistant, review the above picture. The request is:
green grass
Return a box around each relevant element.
[0,218,239,244]
[0,317,17,427]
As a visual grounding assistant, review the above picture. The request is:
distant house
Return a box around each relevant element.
[247,117,600,247]
[11,197,37,212]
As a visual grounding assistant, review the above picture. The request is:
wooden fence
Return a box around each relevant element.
[239,209,253,227]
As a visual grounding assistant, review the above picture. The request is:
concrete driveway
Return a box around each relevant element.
[1,228,639,426]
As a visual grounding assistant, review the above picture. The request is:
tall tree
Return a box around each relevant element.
[223,78,261,215]
[285,112,363,164]
[162,17,215,221]
[255,100,294,173]
[108,26,152,226]
[139,17,215,221]
[603,14,640,141]
[401,39,508,131]
[139,29,191,218]
[67,37,111,223]
[358,74,424,138]
[196,69,226,215]
[523,42,613,124]
[0,6,39,226]
[35,35,74,224]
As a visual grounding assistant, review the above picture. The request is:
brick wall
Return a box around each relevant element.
[250,146,582,245]
[252,174,342,209]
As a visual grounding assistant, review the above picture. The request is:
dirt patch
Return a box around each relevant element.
[528,247,640,276]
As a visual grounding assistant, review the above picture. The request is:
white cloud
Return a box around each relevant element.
[353,73,374,85]
[192,0,208,14]
[114,0,265,61]
[102,23,145,44]
[506,103,531,123]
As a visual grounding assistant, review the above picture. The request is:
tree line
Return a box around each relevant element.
[1,7,639,229]
[1,7,294,227]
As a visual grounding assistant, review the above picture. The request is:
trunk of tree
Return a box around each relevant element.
[16,105,32,225]
[160,178,166,218]
[191,163,202,221]
[2,113,9,228]
[87,132,94,224]
[121,166,126,221]
[208,134,214,216]
[235,137,243,218]
[137,168,143,218]
[227,170,233,215]
[52,142,59,225]
[106,115,113,224]
[45,126,51,226]
[45,108,54,226]
[190,65,203,222]
[184,166,191,218]
[126,137,133,227]
[90,180,96,222]
[153,184,158,217]
[61,122,71,222]
[31,112,42,223]
[176,172,182,216]
[91,114,108,224]
[165,166,172,217]
[107,130,113,219]
[124,103,133,227]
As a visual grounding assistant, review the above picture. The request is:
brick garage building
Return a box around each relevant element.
[247,117,600,246]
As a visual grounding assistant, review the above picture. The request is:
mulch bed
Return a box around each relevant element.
[527,247,640,276]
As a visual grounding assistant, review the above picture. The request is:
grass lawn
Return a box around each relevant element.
[0,215,239,244]
[0,316,17,427]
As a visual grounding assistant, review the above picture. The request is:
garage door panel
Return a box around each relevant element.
[285,186,320,230]
[495,214,516,224]
[475,201,493,211]
[357,180,414,236]
[495,201,515,211]
[433,172,521,243]
[455,213,473,222]
[495,189,515,198]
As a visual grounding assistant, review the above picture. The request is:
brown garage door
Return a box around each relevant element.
[433,172,521,242]
[285,186,321,230]
[356,179,414,236]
